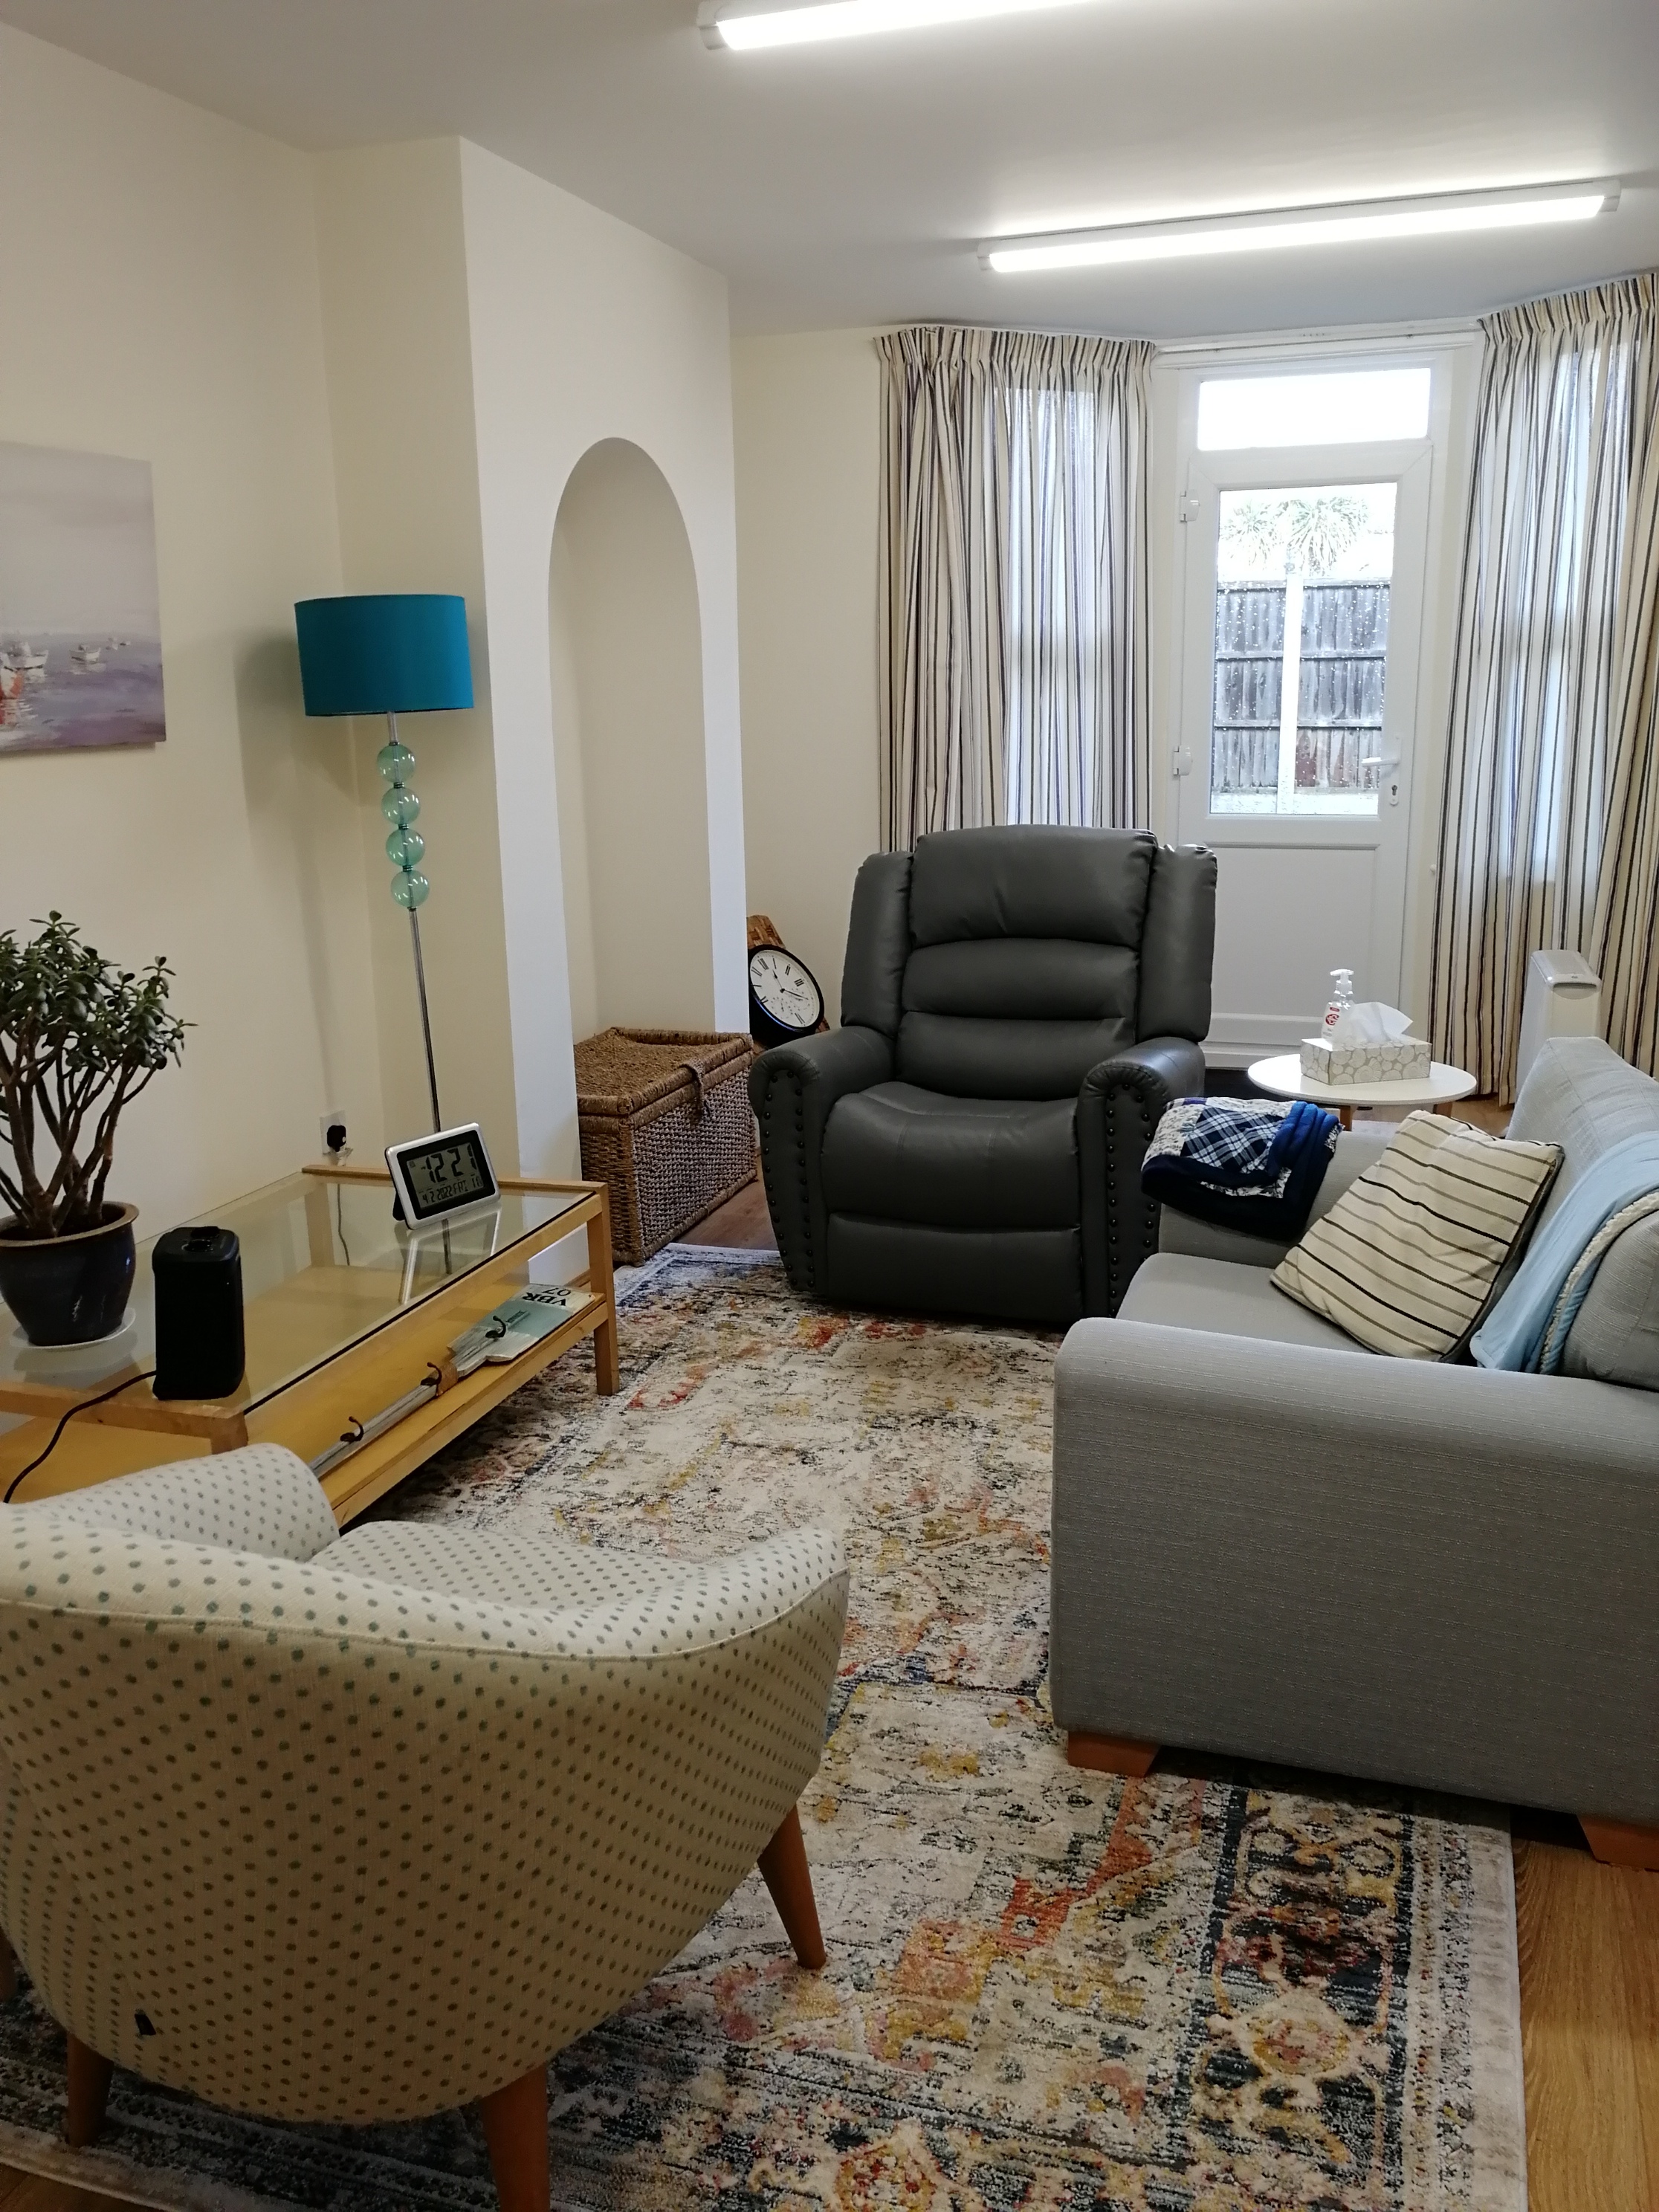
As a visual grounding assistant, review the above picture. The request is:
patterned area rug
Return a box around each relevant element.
[0,1248,1527,2211]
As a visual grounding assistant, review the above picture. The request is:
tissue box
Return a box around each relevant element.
[1300,1035,1432,1087]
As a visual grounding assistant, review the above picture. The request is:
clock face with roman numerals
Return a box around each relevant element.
[749,945,823,1037]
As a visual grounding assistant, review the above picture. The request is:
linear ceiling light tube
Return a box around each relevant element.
[982,181,1621,273]
[700,0,1098,51]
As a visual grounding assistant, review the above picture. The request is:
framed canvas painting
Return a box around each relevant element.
[0,440,165,755]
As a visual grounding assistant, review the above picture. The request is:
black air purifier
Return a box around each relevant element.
[152,1226,245,1400]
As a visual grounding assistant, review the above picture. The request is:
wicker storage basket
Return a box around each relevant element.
[575,1027,756,1265]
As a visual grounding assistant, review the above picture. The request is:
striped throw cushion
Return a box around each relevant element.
[1272,1111,1562,1359]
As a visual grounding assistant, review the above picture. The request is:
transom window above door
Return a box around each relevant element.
[1197,367,1432,450]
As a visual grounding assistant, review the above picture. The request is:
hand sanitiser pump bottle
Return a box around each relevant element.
[1323,969,1355,1033]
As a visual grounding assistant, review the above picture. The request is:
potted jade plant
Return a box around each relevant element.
[0,914,186,1346]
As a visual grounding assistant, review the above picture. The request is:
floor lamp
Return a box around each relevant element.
[294,593,473,1134]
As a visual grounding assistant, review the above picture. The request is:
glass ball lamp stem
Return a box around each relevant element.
[379,709,442,1131]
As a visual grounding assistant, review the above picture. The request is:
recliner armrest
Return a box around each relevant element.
[750,1026,893,1298]
[1076,1037,1207,1316]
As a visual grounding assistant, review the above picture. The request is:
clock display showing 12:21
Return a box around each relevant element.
[407,1143,488,1209]
[386,1122,500,1226]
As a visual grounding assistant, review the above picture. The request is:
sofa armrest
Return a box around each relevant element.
[1051,1318,1659,1822]
[1077,1038,1207,1317]
[7,1442,338,1560]
[1157,1122,1394,1270]
[750,1026,893,1297]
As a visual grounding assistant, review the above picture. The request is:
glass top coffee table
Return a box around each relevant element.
[0,1163,618,1525]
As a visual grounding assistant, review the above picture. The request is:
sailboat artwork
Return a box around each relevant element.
[0,440,165,754]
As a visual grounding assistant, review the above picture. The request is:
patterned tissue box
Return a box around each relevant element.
[1300,1035,1432,1086]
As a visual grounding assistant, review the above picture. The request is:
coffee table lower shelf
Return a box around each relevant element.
[276,1282,610,1527]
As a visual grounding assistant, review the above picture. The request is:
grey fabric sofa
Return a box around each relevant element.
[1050,1036,1659,1850]
[750,826,1217,1326]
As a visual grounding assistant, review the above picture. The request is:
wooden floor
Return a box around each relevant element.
[6,1151,1652,2211]
[679,1175,779,1249]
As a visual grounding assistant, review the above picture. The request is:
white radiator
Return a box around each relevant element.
[1516,948,1602,1096]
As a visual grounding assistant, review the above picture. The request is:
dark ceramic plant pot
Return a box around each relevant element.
[0,1205,138,1347]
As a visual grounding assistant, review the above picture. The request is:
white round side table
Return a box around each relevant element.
[1246,1052,1478,1131]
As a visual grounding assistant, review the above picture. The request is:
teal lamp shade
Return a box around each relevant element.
[294,594,473,717]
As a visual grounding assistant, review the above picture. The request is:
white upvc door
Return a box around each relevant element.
[1171,387,1440,1063]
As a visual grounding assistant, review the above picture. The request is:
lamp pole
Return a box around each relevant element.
[380,710,443,1133]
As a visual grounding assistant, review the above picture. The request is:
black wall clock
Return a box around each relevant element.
[748,942,825,1049]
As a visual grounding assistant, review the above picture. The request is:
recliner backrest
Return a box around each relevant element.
[838,827,1215,1100]
[899,827,1151,1096]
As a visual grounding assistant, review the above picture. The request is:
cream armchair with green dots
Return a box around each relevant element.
[0,1445,848,2211]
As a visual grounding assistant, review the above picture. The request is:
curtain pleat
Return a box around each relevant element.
[1430,273,1659,1095]
[876,326,1152,850]
[1591,308,1659,1076]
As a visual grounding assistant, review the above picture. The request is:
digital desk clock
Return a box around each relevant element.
[386,1122,499,1226]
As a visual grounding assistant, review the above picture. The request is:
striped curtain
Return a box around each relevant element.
[1430,273,1659,1095]
[876,326,1152,850]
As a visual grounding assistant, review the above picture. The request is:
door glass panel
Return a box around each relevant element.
[1210,482,1396,817]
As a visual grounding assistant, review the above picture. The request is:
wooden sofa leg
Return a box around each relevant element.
[1580,1818,1659,1871]
[478,2063,549,2212]
[0,1932,15,2001]
[758,1803,827,1970]
[65,2037,113,2148]
[1067,1733,1158,1778]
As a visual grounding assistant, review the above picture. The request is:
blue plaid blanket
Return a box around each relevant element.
[1141,1096,1340,1238]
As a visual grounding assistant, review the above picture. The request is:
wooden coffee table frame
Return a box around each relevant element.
[0,1165,619,1527]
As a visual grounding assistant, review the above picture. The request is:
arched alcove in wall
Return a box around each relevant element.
[548,439,714,1042]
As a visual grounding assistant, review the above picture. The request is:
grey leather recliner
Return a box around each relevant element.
[749,826,1217,1326]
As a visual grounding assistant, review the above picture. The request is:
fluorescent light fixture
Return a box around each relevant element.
[700,0,1097,51]
[983,180,1621,274]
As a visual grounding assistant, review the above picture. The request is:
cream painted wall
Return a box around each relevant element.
[0,25,383,1235]
[731,332,883,1026]
[314,140,748,1180]
[547,529,600,1047]
[1,35,764,1258]
[549,442,714,1038]
[311,142,520,1163]
[457,140,748,1178]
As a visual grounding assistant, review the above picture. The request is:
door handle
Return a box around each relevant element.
[1362,753,1404,808]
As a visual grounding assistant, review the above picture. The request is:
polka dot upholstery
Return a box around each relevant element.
[331,1520,711,1608]
[0,1457,848,2128]
[9,1443,338,1562]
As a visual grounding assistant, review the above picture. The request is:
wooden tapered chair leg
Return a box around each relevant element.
[478,2062,549,2212]
[65,2036,113,2148]
[758,1803,826,1970]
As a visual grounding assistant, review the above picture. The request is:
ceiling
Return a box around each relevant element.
[5,0,1657,337]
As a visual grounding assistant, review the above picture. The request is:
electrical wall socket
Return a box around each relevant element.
[320,1107,349,1158]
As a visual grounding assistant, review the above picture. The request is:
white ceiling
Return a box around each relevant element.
[6,0,1657,337]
